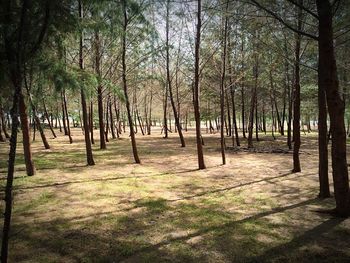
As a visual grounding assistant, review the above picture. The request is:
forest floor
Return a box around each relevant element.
[0,127,350,263]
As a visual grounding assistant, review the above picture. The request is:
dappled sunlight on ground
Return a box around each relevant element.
[0,127,349,262]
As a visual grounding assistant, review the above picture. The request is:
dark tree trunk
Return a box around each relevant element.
[219,1,228,164]
[148,90,153,135]
[240,38,246,139]
[79,0,95,166]
[105,99,109,142]
[292,3,302,173]
[270,71,282,134]
[1,80,21,263]
[95,30,106,150]
[317,0,349,216]
[63,89,73,143]
[43,100,56,138]
[122,0,141,164]
[19,92,35,176]
[248,41,258,148]
[109,98,116,139]
[318,84,330,198]
[61,92,68,135]
[90,101,95,144]
[163,83,168,139]
[255,95,259,142]
[193,0,205,169]
[34,114,50,149]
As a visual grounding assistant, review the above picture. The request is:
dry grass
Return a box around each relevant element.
[0,127,349,262]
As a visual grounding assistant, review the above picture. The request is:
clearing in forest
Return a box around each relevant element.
[0,129,349,262]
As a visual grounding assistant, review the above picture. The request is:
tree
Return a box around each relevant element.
[193,0,206,169]
[79,0,95,166]
[121,0,141,164]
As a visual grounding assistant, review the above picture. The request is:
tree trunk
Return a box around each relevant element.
[63,89,73,143]
[1,80,21,263]
[61,92,68,135]
[318,84,330,197]
[79,0,95,166]
[43,100,56,138]
[19,92,36,176]
[248,42,258,148]
[220,1,228,164]
[0,104,10,138]
[193,0,205,169]
[95,30,106,149]
[122,0,141,164]
[90,100,95,144]
[317,0,349,216]
[166,0,185,147]
[292,2,302,173]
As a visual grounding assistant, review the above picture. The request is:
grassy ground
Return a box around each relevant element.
[0,127,349,263]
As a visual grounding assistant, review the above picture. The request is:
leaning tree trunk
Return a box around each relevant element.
[122,0,140,164]
[317,0,349,216]
[63,89,73,143]
[1,81,21,263]
[79,0,95,166]
[193,0,205,169]
[43,100,56,138]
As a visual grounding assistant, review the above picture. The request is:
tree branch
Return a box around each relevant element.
[285,0,319,20]
[249,0,319,41]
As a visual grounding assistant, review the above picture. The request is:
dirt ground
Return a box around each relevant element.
[0,127,349,262]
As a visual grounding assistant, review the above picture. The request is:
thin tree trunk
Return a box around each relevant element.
[109,98,116,139]
[61,92,68,135]
[95,30,106,149]
[292,3,302,173]
[148,90,153,135]
[19,92,35,176]
[220,1,228,164]
[193,0,205,169]
[79,0,94,166]
[1,78,21,263]
[90,100,95,144]
[165,0,185,147]
[63,89,73,143]
[43,100,56,138]
[248,40,258,148]
[122,0,140,164]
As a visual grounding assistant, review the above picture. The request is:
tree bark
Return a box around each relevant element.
[166,0,185,147]
[292,2,302,173]
[318,84,330,197]
[122,0,141,164]
[317,0,349,216]
[220,0,228,164]
[43,100,57,138]
[95,30,106,149]
[19,92,36,176]
[193,0,205,169]
[79,0,95,166]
